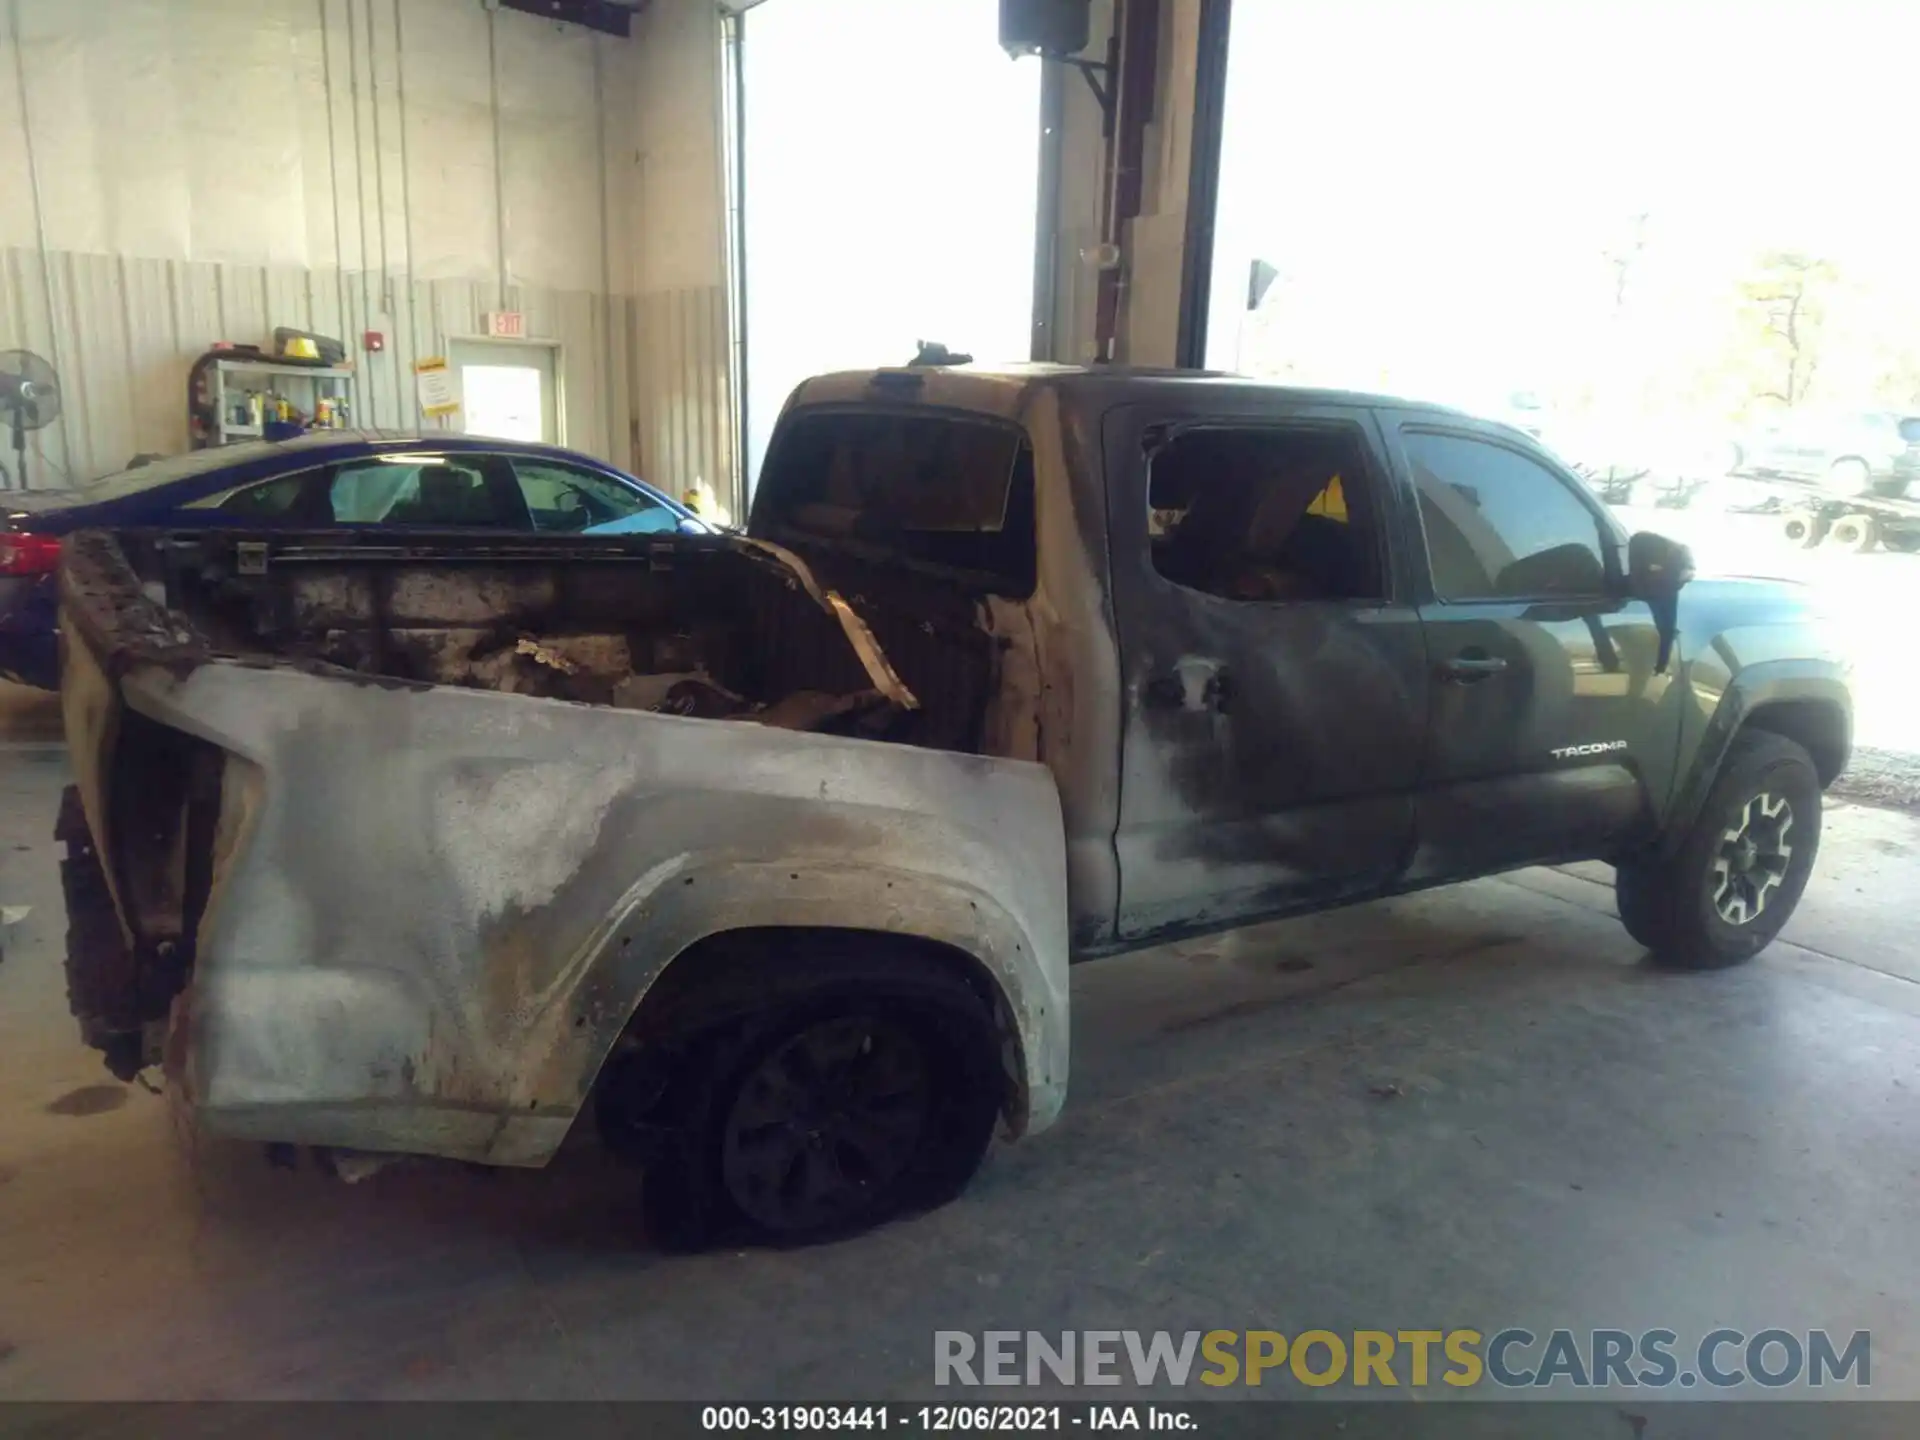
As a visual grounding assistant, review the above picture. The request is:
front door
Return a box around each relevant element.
[1108,403,1429,945]
[1389,421,1680,878]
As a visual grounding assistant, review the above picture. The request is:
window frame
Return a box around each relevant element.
[1141,416,1398,610]
[752,401,1040,598]
[1398,422,1626,606]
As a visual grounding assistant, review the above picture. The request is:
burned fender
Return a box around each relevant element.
[106,660,1068,1167]
[534,854,1070,1157]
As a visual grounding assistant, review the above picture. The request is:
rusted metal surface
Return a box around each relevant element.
[735,535,920,710]
[111,660,1067,1164]
[58,531,209,679]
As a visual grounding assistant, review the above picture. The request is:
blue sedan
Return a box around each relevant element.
[0,431,704,689]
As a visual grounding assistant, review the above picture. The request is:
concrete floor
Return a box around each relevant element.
[2,731,1918,1404]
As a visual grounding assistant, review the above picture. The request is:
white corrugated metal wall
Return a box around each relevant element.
[629,0,735,515]
[0,0,735,501]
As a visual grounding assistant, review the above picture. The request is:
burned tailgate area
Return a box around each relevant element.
[52,523,1027,1084]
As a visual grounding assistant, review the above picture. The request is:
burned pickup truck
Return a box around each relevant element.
[58,366,1852,1244]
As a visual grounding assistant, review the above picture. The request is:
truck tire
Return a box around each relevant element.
[605,955,1004,1250]
[1614,731,1822,969]
[1884,529,1920,554]
[1827,514,1878,553]
[1780,510,1826,548]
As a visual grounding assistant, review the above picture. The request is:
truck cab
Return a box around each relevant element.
[758,366,1848,953]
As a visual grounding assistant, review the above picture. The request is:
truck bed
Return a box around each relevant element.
[52,529,1070,1159]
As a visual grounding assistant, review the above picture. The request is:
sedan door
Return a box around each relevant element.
[1388,419,1680,878]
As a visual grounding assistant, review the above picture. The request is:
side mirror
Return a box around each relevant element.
[1626,531,1694,674]
[1626,531,1695,601]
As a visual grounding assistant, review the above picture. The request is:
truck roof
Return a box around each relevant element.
[786,363,1486,426]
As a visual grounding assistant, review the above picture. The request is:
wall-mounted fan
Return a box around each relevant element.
[0,349,62,490]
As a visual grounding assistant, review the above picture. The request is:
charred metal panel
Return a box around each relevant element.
[1099,400,1428,943]
[1030,385,1128,951]
[754,377,1128,951]
[111,660,1068,1165]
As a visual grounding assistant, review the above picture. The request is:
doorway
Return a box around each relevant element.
[449,340,559,444]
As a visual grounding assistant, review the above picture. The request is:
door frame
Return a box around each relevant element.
[445,335,566,446]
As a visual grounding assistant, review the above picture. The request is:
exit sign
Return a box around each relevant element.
[485,311,526,339]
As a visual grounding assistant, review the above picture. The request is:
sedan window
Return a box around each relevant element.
[182,471,323,519]
[328,457,519,528]
[513,461,679,535]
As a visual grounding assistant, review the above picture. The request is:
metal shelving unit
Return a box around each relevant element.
[208,358,355,446]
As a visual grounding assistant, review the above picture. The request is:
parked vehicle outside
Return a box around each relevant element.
[1,432,703,687]
[1549,413,1732,510]
[56,366,1851,1247]
[1731,409,1920,498]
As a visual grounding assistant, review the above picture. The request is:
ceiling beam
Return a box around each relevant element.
[496,0,639,39]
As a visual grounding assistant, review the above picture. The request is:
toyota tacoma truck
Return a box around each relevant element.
[55,366,1851,1245]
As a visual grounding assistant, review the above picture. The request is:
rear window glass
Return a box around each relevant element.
[758,409,1036,594]
[71,442,285,499]
[1901,418,1920,444]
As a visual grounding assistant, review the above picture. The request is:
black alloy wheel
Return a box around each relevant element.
[719,1013,934,1236]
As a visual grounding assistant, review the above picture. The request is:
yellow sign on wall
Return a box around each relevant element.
[413,357,460,419]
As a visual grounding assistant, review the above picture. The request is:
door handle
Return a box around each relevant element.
[1143,669,1233,712]
[1202,670,1234,714]
[1439,651,1509,683]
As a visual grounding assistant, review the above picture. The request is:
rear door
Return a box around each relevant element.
[1388,419,1676,878]
[1107,400,1429,944]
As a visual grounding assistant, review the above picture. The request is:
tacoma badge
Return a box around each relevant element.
[1551,740,1630,760]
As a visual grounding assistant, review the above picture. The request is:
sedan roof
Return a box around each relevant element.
[63,431,618,504]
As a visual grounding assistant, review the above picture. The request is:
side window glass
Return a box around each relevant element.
[513,461,676,535]
[189,473,312,517]
[1147,424,1383,603]
[328,456,510,527]
[1404,431,1608,600]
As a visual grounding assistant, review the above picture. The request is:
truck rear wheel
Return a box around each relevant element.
[1615,731,1822,969]
[604,955,1004,1249]
[1828,514,1878,553]
[1780,510,1826,548]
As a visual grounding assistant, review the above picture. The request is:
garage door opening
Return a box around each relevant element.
[737,0,1041,494]
[1201,0,1920,761]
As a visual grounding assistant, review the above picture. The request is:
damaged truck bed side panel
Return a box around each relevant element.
[107,661,1070,1165]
